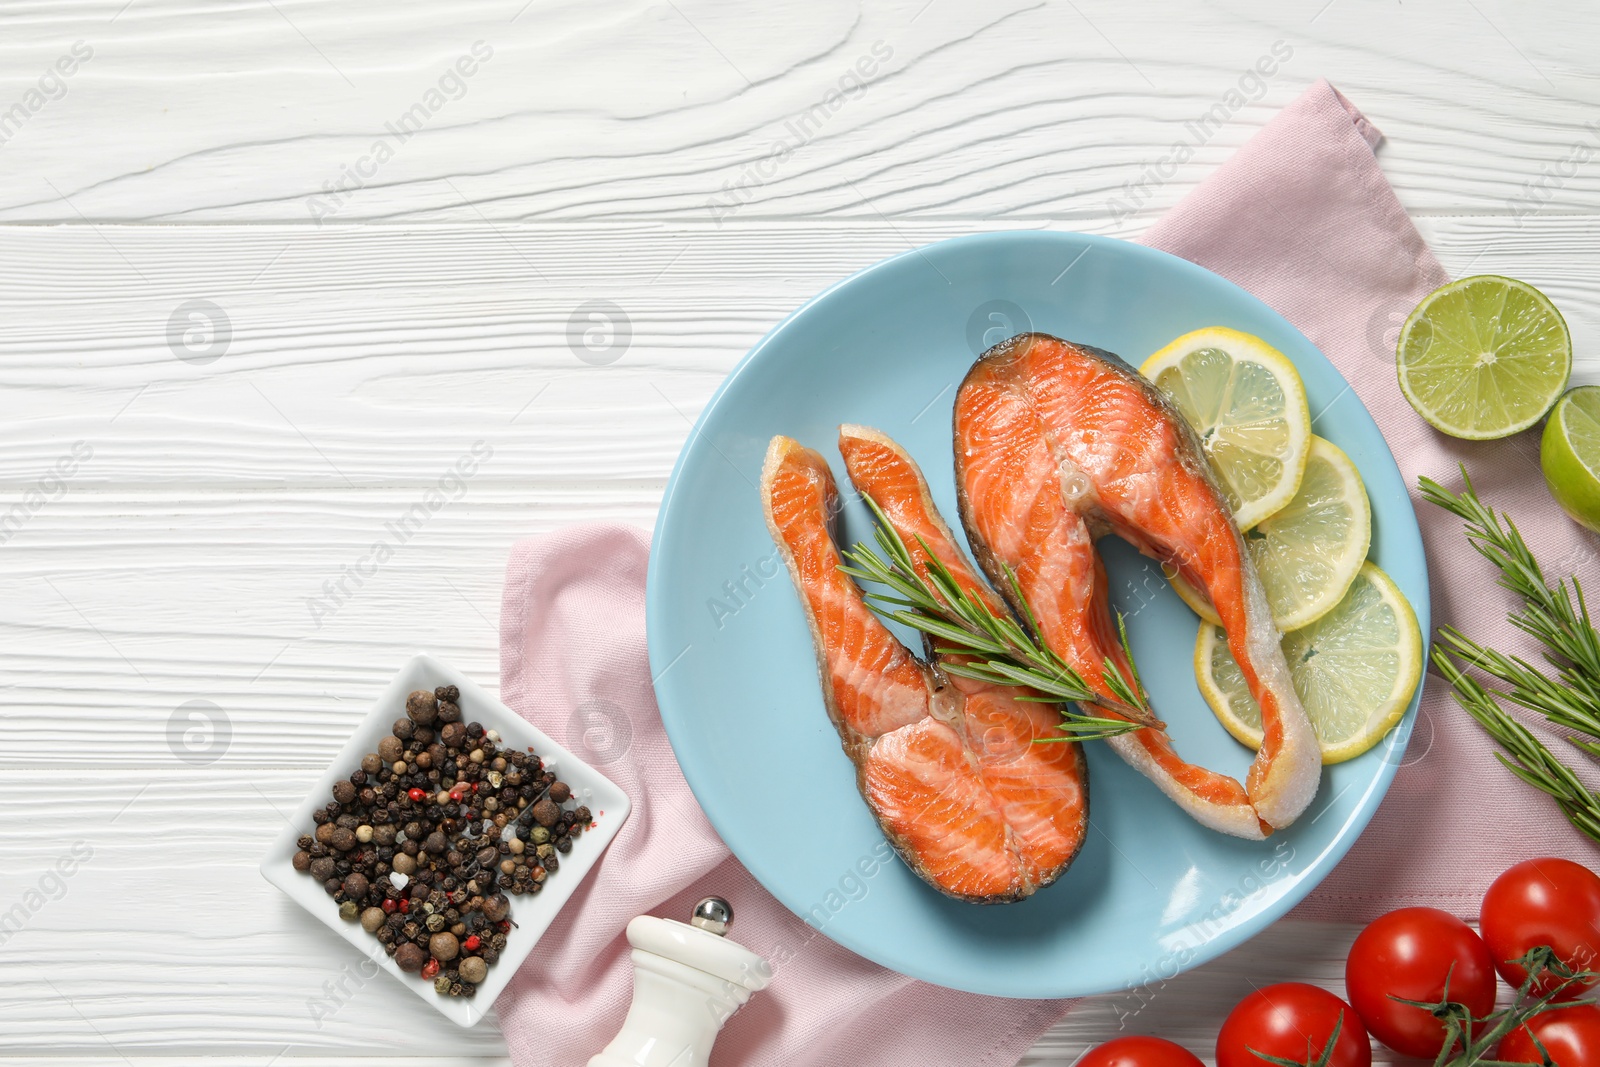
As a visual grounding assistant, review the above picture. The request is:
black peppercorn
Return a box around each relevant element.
[531,799,560,828]
[332,780,357,805]
[392,718,414,740]
[395,943,426,973]
[406,689,438,725]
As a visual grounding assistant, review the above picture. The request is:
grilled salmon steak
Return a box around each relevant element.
[761,428,1089,901]
[953,333,1321,839]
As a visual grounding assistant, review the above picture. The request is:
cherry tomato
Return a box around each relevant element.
[1345,907,1497,1058]
[1483,858,1600,999]
[1080,1036,1204,1067]
[1216,982,1371,1067]
[1498,1005,1600,1067]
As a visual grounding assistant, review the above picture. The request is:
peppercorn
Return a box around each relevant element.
[424,832,446,855]
[339,900,359,921]
[483,894,510,923]
[310,857,336,881]
[342,872,370,899]
[532,799,560,828]
[574,805,592,824]
[392,853,416,876]
[356,825,374,844]
[426,913,446,933]
[392,718,415,740]
[429,931,459,961]
[434,974,452,994]
[332,780,357,805]
[555,837,572,854]
[292,850,312,872]
[458,956,488,984]
[395,943,426,973]
[360,907,386,934]
[440,722,467,748]
[437,701,461,723]
[407,689,438,724]
[329,827,357,852]
[529,826,550,845]
[548,782,571,804]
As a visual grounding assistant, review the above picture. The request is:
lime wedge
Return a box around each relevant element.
[1141,327,1312,530]
[1397,275,1571,440]
[1542,386,1600,532]
[1194,562,1421,764]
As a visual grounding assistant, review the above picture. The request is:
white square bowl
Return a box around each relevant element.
[260,652,631,1027]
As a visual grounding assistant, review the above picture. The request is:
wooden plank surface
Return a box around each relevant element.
[3,1,1597,1063]
[0,1,1597,223]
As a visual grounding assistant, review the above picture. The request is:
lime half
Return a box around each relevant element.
[1543,386,1600,532]
[1195,562,1421,764]
[1397,275,1571,440]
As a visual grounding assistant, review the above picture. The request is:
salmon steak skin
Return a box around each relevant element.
[760,427,1089,902]
[953,332,1321,840]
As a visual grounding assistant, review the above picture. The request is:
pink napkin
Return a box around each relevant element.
[1141,78,1598,921]
[494,524,1063,1065]
[494,80,1598,1065]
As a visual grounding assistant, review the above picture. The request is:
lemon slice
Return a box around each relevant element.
[1542,386,1600,533]
[1141,327,1312,530]
[1194,562,1421,764]
[1397,275,1571,440]
[1171,436,1371,632]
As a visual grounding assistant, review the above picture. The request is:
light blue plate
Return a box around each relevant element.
[646,231,1428,999]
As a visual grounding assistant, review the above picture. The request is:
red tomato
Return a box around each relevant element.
[1080,1036,1204,1067]
[1483,858,1600,998]
[1498,1005,1600,1067]
[1345,907,1497,1058]
[1216,982,1371,1067]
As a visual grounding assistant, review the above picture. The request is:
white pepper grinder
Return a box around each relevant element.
[588,897,772,1067]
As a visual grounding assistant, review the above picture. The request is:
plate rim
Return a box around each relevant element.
[646,229,1431,998]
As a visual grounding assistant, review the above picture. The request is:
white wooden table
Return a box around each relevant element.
[2,2,1597,1063]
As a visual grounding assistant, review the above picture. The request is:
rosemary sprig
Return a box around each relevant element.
[1432,650,1600,842]
[1421,468,1600,842]
[838,494,1159,740]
